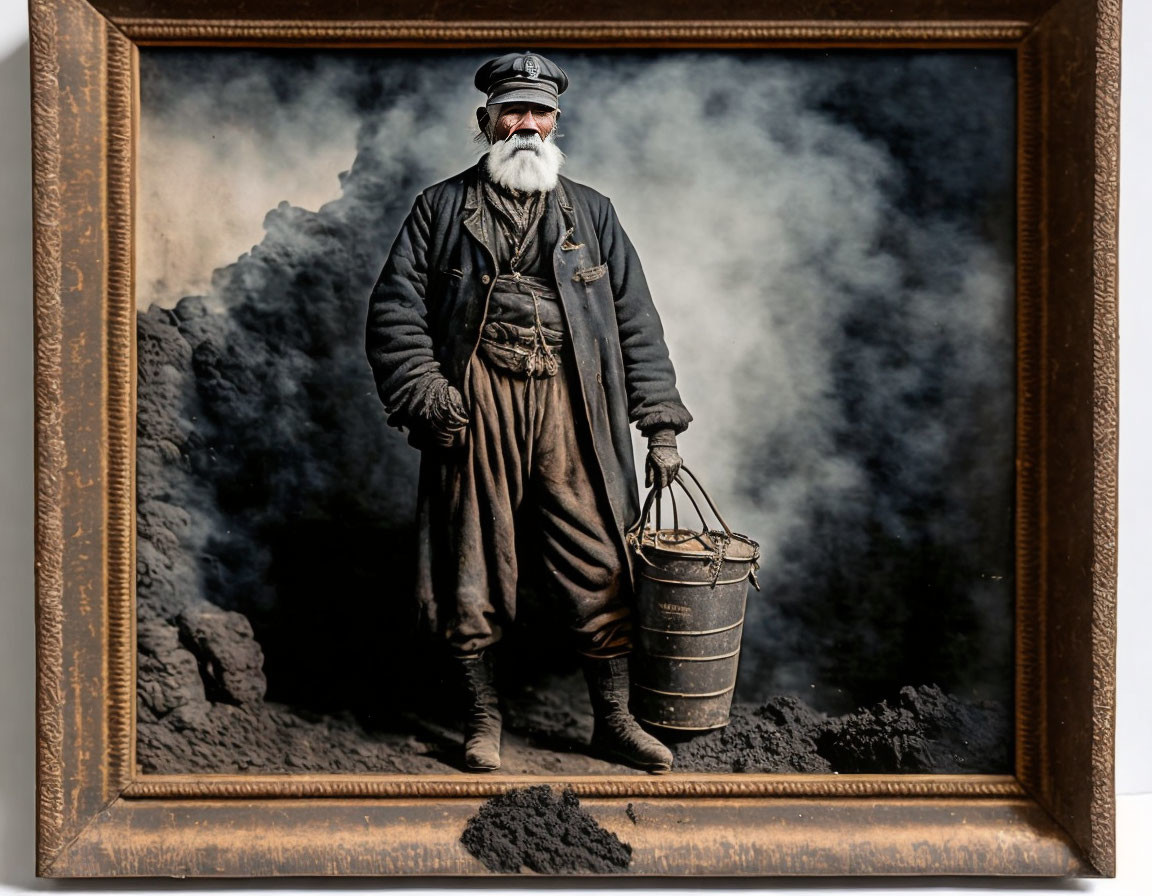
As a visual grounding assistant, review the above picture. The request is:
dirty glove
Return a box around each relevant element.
[420,377,469,448]
[644,428,682,489]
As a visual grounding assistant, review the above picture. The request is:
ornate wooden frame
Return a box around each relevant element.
[31,0,1119,878]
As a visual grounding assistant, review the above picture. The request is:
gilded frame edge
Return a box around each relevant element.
[30,0,1120,878]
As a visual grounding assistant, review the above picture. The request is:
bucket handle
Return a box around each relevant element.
[653,469,681,535]
[629,464,735,544]
[627,466,761,591]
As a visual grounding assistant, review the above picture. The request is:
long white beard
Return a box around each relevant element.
[484,132,565,193]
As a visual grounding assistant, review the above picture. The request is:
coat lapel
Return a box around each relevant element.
[547,179,577,282]
[461,164,494,262]
[464,162,577,274]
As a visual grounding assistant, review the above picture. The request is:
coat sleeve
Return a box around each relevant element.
[365,191,447,430]
[597,199,693,436]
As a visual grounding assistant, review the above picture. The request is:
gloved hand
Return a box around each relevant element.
[644,428,682,489]
[421,377,469,448]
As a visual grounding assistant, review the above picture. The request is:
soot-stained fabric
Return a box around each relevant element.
[482,175,551,278]
[417,353,632,656]
[366,164,693,636]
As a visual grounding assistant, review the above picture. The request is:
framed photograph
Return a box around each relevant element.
[32,0,1119,878]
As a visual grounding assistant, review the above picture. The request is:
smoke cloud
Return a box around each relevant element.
[137,49,1015,716]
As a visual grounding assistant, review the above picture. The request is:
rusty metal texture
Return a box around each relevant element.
[628,468,759,730]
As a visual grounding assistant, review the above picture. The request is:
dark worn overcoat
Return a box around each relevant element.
[366,162,691,617]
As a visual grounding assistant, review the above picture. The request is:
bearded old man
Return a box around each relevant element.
[365,52,691,773]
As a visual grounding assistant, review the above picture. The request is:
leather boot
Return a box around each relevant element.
[457,652,502,771]
[582,654,673,774]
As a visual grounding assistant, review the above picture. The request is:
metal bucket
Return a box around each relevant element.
[626,466,760,731]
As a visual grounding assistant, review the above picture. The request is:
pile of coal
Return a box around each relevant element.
[669,685,1010,774]
[460,786,632,874]
[667,696,832,773]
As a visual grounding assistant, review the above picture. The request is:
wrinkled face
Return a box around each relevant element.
[483,100,566,193]
[489,102,559,143]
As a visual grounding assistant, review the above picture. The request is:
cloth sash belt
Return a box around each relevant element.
[479,274,566,378]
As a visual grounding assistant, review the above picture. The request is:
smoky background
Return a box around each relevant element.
[136,48,1015,729]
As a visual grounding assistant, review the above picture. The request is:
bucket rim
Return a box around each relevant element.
[632,527,760,562]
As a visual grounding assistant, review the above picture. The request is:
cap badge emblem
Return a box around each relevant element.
[524,56,541,80]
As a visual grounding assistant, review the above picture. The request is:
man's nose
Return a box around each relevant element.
[518,111,546,133]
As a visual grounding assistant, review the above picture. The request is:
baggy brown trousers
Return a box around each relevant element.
[416,351,632,657]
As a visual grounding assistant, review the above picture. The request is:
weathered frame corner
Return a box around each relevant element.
[32,0,1118,878]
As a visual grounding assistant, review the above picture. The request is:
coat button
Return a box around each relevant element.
[481,274,491,284]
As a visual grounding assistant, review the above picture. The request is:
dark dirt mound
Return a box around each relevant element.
[818,684,1010,773]
[669,685,1009,773]
[136,622,1009,775]
[668,697,833,773]
[136,661,642,775]
[461,786,632,874]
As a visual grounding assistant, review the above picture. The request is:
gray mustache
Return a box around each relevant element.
[506,132,543,151]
